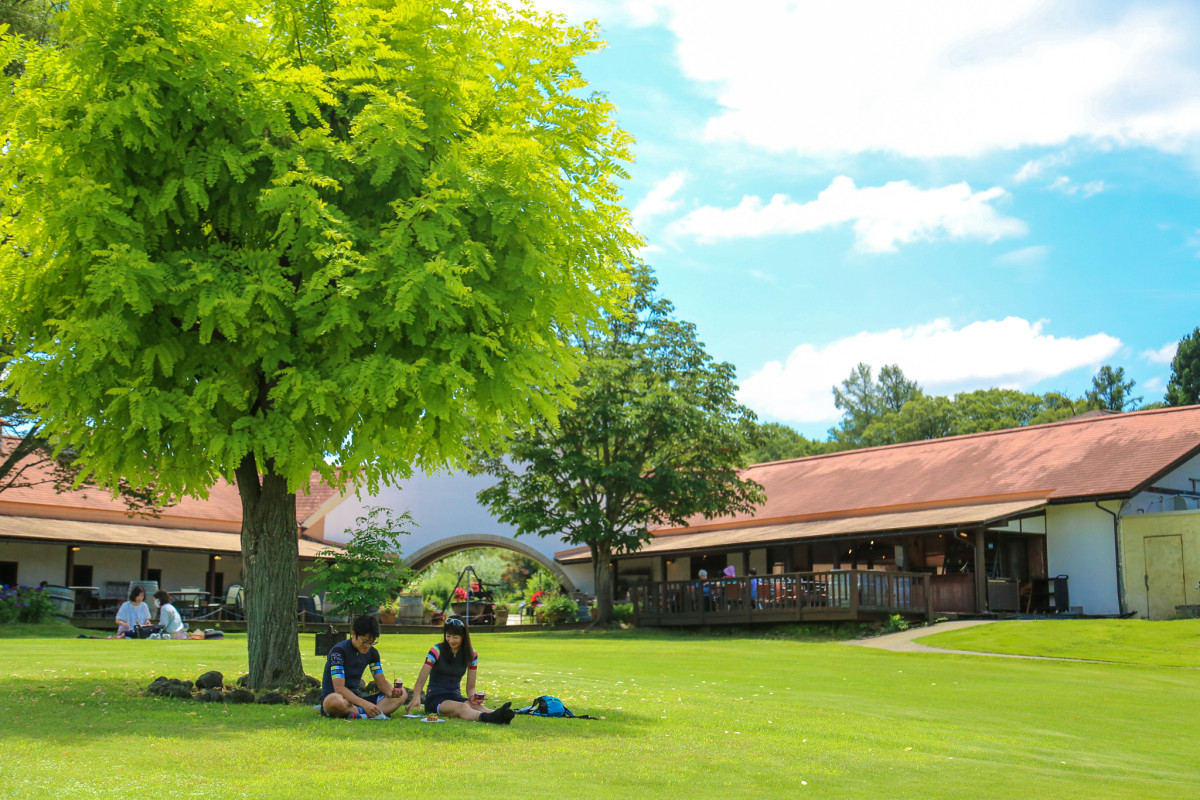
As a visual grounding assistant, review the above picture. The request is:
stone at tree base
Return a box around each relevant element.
[147,677,171,695]
[225,688,256,704]
[257,692,289,705]
[302,675,319,688]
[236,675,251,688]
[164,683,193,700]
[199,689,224,702]
[196,671,224,690]
[303,688,322,705]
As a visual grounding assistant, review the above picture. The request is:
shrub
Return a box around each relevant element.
[535,594,579,625]
[612,603,634,623]
[306,507,415,620]
[0,585,54,625]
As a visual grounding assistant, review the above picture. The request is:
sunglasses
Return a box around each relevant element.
[444,618,466,629]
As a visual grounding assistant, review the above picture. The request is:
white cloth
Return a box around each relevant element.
[158,602,186,637]
[115,600,151,632]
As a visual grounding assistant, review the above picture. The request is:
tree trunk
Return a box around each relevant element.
[591,540,615,626]
[236,453,305,690]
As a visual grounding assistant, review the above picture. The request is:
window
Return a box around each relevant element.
[147,568,162,585]
[0,561,17,586]
[71,565,94,587]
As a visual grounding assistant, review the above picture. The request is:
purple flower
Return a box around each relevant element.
[19,585,28,590]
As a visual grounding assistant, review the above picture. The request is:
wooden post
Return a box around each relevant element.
[849,570,860,618]
[140,549,150,581]
[973,530,987,613]
[924,573,934,622]
[65,545,76,586]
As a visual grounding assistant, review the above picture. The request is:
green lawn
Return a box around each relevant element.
[0,623,1197,798]
[918,618,1200,667]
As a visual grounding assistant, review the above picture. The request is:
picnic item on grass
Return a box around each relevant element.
[515,696,597,719]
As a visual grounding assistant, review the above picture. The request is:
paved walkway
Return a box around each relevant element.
[844,619,1017,656]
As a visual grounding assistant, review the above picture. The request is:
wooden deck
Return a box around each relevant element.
[631,570,934,626]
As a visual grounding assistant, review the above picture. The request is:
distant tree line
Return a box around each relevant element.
[745,326,1200,464]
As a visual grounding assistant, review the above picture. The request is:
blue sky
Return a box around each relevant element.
[540,1,1200,438]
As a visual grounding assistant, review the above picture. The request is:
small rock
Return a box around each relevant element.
[236,675,251,688]
[199,689,224,703]
[164,684,193,700]
[302,675,319,688]
[257,692,289,705]
[225,688,256,704]
[196,671,223,690]
[303,688,322,705]
[147,677,171,695]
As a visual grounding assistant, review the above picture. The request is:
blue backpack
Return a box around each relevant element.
[516,696,594,719]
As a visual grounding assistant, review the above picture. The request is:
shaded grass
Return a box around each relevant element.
[0,624,1197,798]
[917,618,1200,667]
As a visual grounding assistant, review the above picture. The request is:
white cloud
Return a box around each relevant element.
[625,1,1200,158]
[738,317,1122,425]
[631,171,687,229]
[1048,176,1105,197]
[1142,342,1178,365]
[669,176,1026,252]
[994,245,1050,266]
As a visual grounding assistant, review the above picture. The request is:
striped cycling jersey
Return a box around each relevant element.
[425,642,477,695]
[321,639,383,699]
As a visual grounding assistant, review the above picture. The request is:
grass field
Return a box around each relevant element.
[0,622,1197,799]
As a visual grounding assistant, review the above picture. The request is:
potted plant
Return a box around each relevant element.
[379,598,399,625]
[450,586,468,616]
[422,601,434,626]
[494,603,510,625]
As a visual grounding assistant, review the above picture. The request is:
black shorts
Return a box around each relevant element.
[424,690,467,714]
[319,691,393,717]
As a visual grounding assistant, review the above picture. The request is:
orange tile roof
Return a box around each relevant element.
[660,405,1200,534]
[0,436,339,532]
[0,515,339,558]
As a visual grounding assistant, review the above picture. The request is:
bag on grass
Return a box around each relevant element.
[515,696,595,719]
[131,625,163,639]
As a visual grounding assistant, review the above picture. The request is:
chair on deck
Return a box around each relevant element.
[297,595,323,623]
[194,584,244,620]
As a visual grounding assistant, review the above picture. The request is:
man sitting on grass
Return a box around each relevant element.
[320,615,411,719]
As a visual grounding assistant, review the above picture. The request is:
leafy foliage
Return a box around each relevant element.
[306,507,414,621]
[1167,327,1200,407]
[744,421,836,463]
[477,267,764,624]
[0,584,54,624]
[1086,365,1140,411]
[534,594,580,625]
[829,363,921,445]
[0,0,635,685]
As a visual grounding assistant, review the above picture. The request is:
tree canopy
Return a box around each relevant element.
[0,0,636,684]
[1167,327,1200,407]
[476,268,764,625]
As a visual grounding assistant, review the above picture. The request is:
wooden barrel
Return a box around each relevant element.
[44,585,75,622]
[397,594,423,624]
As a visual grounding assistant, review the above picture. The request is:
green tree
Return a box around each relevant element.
[830,362,921,445]
[1166,328,1200,407]
[745,421,835,463]
[476,268,765,625]
[0,0,635,686]
[1085,365,1140,411]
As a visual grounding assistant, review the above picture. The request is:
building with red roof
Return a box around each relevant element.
[557,405,1200,620]
[0,436,344,611]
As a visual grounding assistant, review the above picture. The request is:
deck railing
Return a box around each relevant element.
[630,569,933,626]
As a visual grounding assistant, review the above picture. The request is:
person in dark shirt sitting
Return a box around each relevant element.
[320,615,410,719]
[405,617,513,724]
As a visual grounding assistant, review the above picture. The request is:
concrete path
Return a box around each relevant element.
[844,619,1006,655]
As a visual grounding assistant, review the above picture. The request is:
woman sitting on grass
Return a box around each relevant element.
[153,590,188,639]
[115,586,150,638]
[406,617,513,724]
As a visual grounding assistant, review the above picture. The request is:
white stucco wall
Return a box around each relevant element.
[323,469,594,594]
[1044,503,1121,615]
